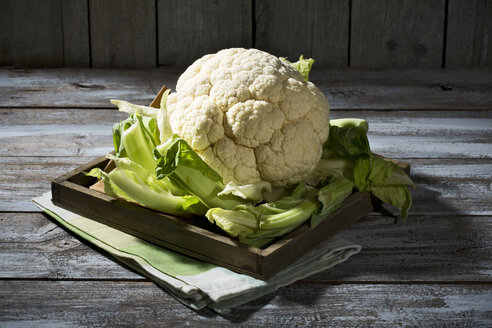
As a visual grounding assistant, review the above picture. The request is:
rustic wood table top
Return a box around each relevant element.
[1,67,491,326]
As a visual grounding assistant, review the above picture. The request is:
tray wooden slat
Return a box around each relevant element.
[51,155,386,279]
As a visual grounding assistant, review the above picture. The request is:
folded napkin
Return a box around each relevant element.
[33,192,361,313]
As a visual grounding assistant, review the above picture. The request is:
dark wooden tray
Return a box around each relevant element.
[51,155,408,280]
[51,86,409,280]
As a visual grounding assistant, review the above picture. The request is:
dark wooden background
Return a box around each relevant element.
[1,0,491,69]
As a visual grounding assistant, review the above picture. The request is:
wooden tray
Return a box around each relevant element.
[51,86,409,280]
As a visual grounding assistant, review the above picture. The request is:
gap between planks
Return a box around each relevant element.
[0,277,491,285]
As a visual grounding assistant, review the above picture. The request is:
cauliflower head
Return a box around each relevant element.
[167,48,330,187]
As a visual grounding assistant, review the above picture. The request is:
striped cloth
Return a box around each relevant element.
[33,192,361,313]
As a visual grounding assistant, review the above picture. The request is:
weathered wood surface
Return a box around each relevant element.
[2,109,491,159]
[61,0,91,68]
[89,0,156,68]
[3,157,492,215]
[1,69,491,325]
[2,212,491,283]
[1,280,491,326]
[1,68,491,109]
[2,0,491,69]
[350,0,445,68]
[1,108,491,212]
[446,0,492,68]
[0,0,64,67]
[0,68,179,108]
[158,0,252,67]
[255,0,349,67]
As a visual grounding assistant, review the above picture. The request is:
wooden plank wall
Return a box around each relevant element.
[0,0,491,68]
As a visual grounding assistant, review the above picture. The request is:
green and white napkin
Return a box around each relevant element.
[33,192,361,313]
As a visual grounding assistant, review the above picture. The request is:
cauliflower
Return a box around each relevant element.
[166,48,330,187]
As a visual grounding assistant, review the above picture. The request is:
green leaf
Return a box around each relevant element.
[218,181,272,203]
[324,118,414,219]
[157,89,174,143]
[84,167,134,203]
[206,208,258,239]
[204,183,320,248]
[364,156,414,219]
[353,157,371,191]
[111,99,159,118]
[353,156,414,219]
[112,116,133,157]
[260,182,317,211]
[106,155,207,216]
[112,113,160,173]
[259,198,319,230]
[369,157,415,188]
[280,55,315,81]
[306,157,354,185]
[154,136,244,210]
[325,119,371,161]
[311,176,354,229]
[371,185,412,219]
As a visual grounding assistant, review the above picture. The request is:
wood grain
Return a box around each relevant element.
[0,67,179,108]
[446,0,492,68]
[1,68,490,322]
[2,213,491,283]
[0,212,142,280]
[350,0,446,68]
[2,109,490,159]
[0,280,490,326]
[89,0,156,68]
[61,0,90,67]
[2,157,491,214]
[0,157,95,212]
[255,0,349,67]
[334,215,492,282]
[1,68,492,109]
[0,0,63,67]
[157,0,252,67]
[1,108,491,213]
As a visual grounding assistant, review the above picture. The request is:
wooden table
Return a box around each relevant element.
[1,67,491,326]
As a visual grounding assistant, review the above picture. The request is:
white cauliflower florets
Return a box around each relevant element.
[167,48,330,187]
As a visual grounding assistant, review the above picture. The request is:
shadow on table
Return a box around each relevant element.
[216,176,490,322]
[407,173,468,216]
[312,177,488,283]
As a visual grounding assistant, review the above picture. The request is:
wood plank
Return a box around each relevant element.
[0,108,491,212]
[350,0,446,68]
[0,157,97,212]
[1,213,490,282]
[61,0,90,67]
[326,214,492,282]
[0,280,490,326]
[0,0,63,67]
[403,159,492,216]
[0,68,179,108]
[0,121,117,157]
[0,212,142,280]
[2,68,491,109]
[1,156,491,216]
[311,69,492,110]
[446,0,492,68]
[255,0,349,67]
[1,109,490,159]
[89,0,156,68]
[332,110,492,160]
[158,0,252,67]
